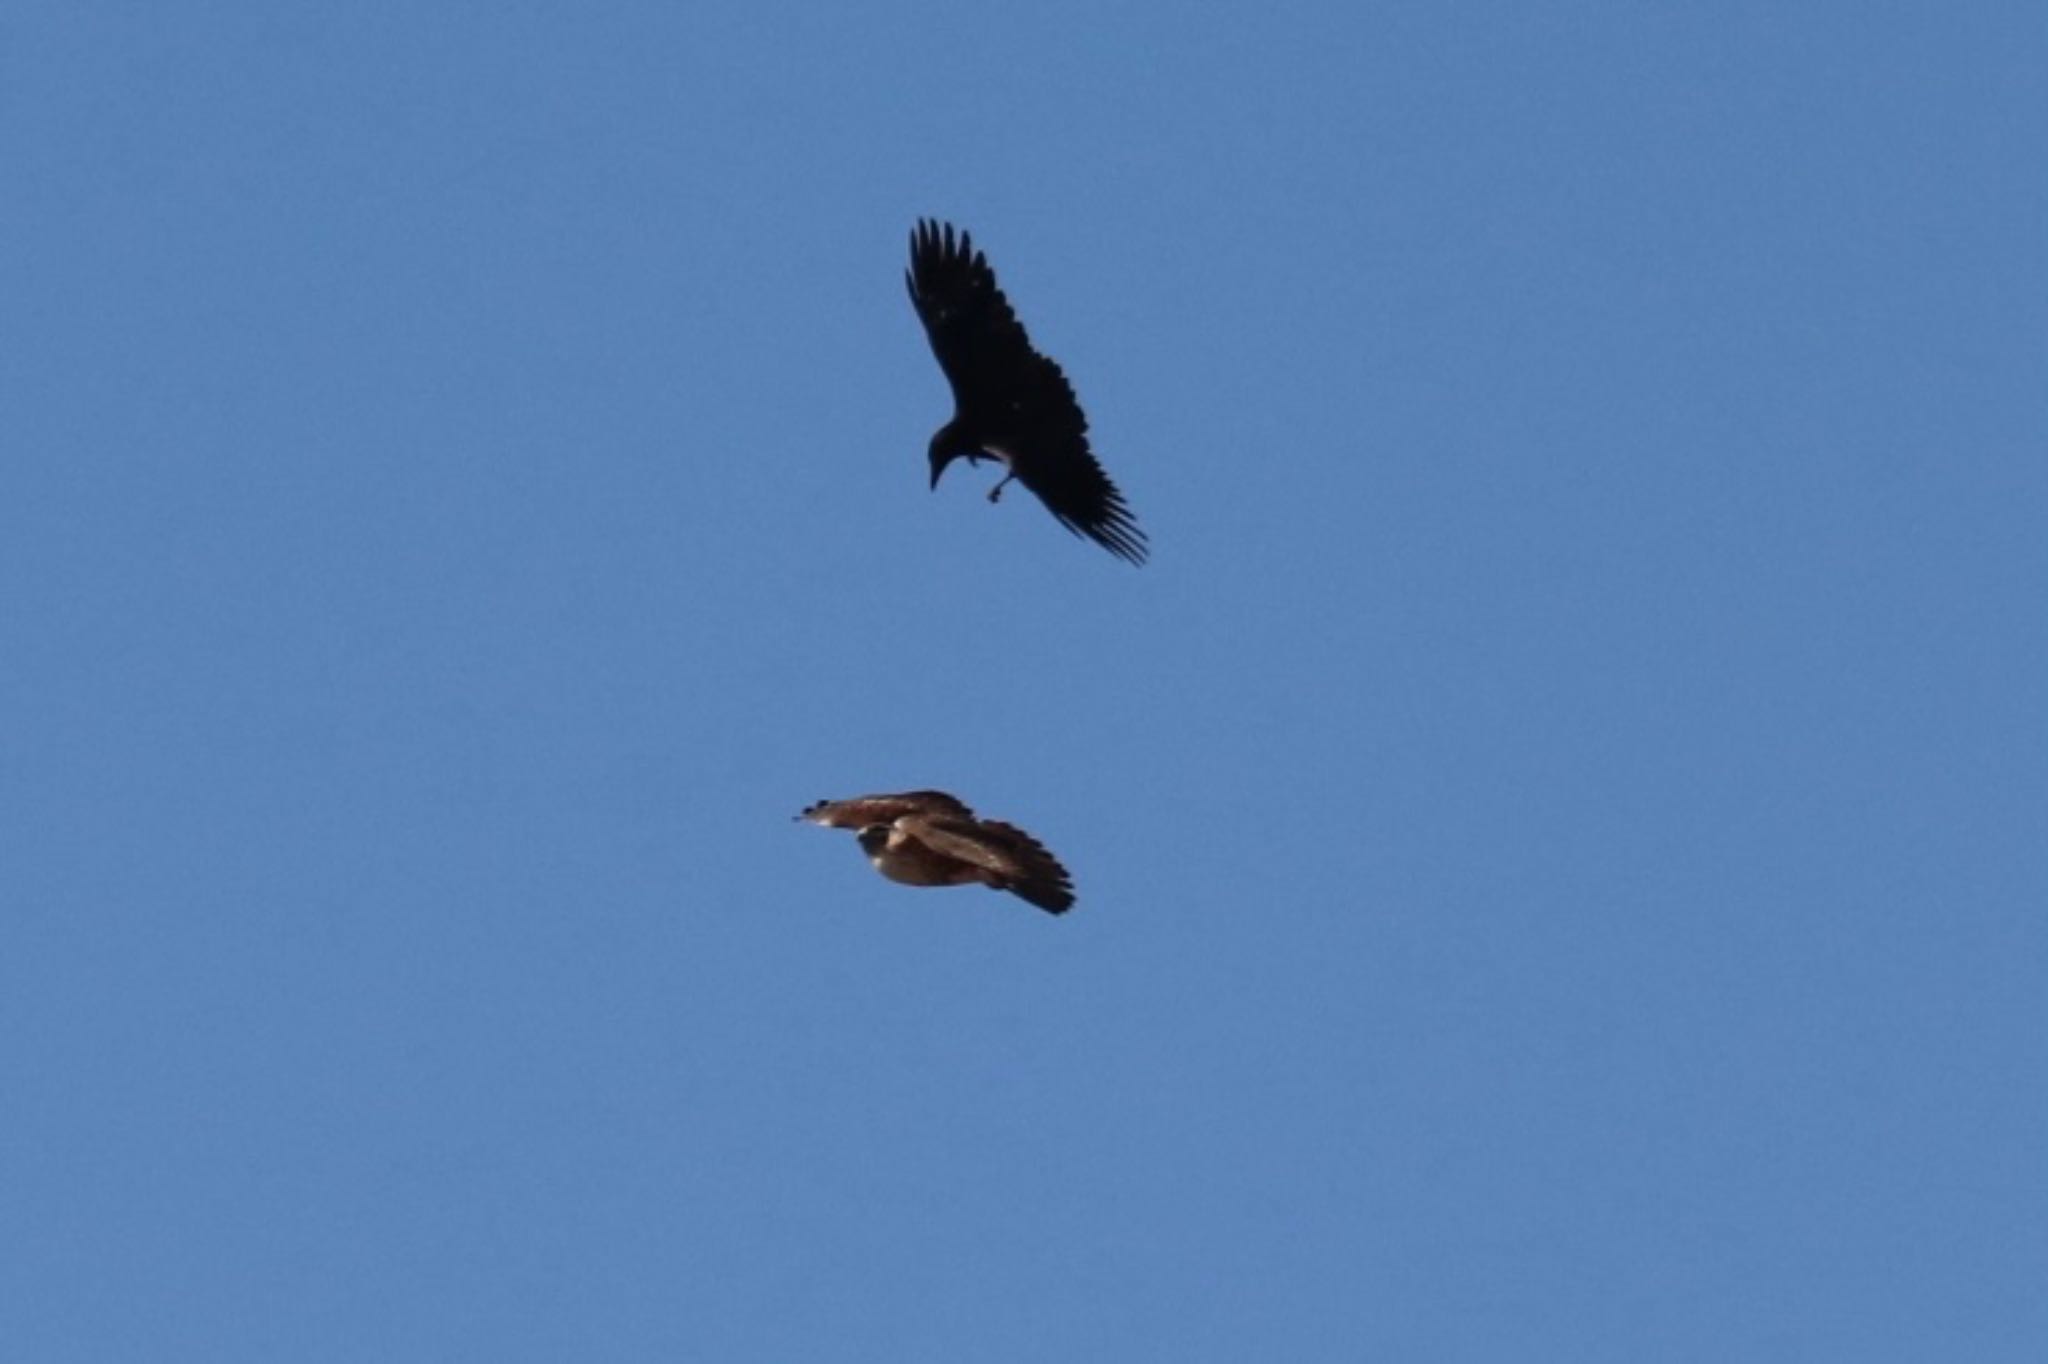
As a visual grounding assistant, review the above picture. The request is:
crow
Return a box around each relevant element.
[906,219,1148,565]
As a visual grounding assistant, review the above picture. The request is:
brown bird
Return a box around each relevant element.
[796,790,1076,915]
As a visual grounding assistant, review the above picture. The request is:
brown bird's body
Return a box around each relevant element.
[797,790,1076,915]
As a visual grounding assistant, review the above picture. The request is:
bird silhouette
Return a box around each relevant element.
[906,219,1148,565]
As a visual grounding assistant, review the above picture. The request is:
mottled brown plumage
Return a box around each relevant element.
[797,790,1076,915]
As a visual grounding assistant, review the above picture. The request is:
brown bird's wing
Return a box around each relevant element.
[797,790,974,829]
[899,815,1077,915]
[906,219,1147,566]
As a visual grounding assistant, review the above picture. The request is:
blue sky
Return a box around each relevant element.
[2,2,2042,1358]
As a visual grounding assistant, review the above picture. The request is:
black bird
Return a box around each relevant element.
[905,219,1148,565]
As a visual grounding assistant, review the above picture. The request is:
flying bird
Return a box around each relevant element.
[906,219,1148,565]
[797,789,1077,915]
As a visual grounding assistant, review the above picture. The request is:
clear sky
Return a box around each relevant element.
[2,2,2042,1359]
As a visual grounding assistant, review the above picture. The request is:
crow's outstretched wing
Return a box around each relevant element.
[991,370,1149,566]
[905,219,1036,410]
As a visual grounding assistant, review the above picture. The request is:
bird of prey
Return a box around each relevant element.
[797,789,1077,915]
[906,219,1148,565]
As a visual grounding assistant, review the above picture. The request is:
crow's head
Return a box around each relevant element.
[927,424,980,489]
